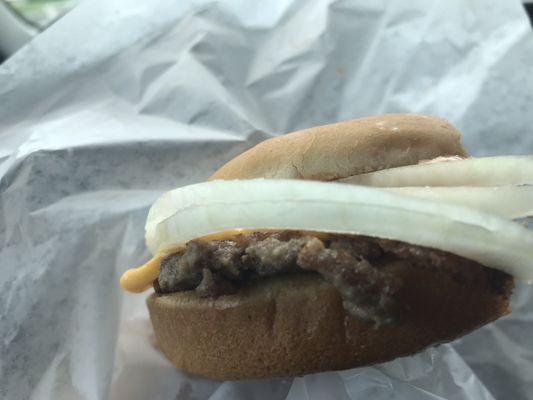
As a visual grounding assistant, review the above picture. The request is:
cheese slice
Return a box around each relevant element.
[120,255,163,293]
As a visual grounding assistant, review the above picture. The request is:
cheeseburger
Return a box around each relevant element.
[120,114,533,380]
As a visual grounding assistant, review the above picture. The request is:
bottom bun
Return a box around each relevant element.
[147,263,513,380]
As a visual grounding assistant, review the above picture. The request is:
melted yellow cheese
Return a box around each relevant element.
[120,255,163,293]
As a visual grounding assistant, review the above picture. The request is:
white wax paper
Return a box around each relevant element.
[1,0,532,399]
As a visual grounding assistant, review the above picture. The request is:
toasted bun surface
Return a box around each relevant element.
[148,114,509,380]
[148,266,512,380]
[209,114,468,181]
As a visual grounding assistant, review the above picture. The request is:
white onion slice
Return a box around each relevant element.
[381,186,533,219]
[339,156,533,187]
[146,179,533,282]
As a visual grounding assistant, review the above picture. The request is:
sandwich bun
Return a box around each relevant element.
[210,114,468,181]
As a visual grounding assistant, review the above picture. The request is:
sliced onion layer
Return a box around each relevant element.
[381,186,533,219]
[146,179,533,282]
[339,156,533,187]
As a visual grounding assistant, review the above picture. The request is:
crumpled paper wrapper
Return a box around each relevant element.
[1,0,532,399]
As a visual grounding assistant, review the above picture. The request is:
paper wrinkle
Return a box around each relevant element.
[1,0,533,399]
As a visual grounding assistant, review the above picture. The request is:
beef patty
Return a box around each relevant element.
[154,231,511,326]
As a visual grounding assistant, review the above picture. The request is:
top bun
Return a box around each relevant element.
[210,114,468,181]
